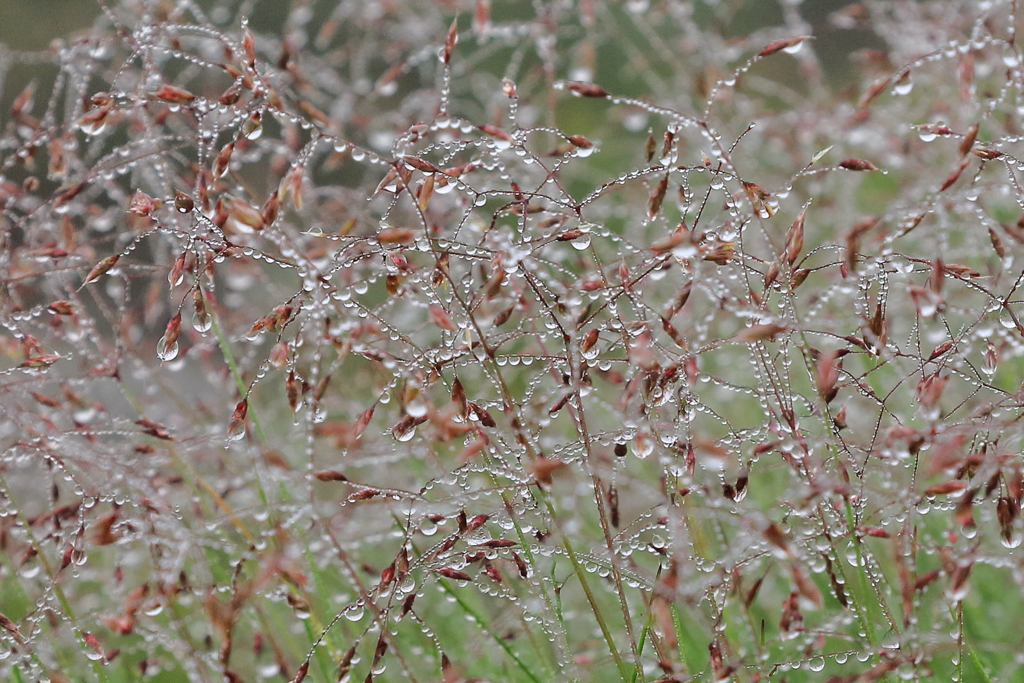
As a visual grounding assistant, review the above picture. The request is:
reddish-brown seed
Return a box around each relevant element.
[566,81,609,98]
[227,399,248,436]
[161,314,181,354]
[261,190,279,226]
[428,304,457,332]
[649,222,691,255]
[438,567,473,582]
[289,661,309,683]
[285,371,301,412]
[568,134,594,149]
[31,391,61,407]
[741,181,771,215]
[417,173,434,212]
[473,0,491,35]
[924,481,968,496]
[928,340,954,361]
[958,123,979,157]
[478,123,512,141]
[213,142,235,178]
[783,207,806,265]
[648,176,668,218]
[82,254,120,287]
[0,613,25,645]
[758,36,807,57]
[376,226,418,244]
[314,470,348,482]
[442,19,458,63]
[47,300,74,315]
[468,402,496,427]
[734,323,786,344]
[839,158,878,171]
[987,231,1003,260]
[242,27,256,67]
[972,146,1003,160]
[466,514,489,532]
[154,84,196,104]
[916,374,948,408]
[939,157,970,191]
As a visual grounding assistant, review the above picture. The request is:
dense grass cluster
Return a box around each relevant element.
[3,0,1024,681]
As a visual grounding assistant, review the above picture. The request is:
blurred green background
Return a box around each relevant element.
[0,0,870,75]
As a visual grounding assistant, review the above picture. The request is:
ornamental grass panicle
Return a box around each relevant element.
[2,1,1024,683]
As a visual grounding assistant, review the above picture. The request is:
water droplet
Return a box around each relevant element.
[157,338,179,362]
[983,342,999,376]
[946,580,970,602]
[258,663,281,678]
[226,419,246,442]
[634,430,654,458]
[80,118,108,136]
[570,233,591,250]
[242,114,263,140]
[893,78,913,95]
[406,399,428,418]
